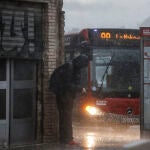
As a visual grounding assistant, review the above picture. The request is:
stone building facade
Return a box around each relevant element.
[0,0,64,146]
[40,0,65,143]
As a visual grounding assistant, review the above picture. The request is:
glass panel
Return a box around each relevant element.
[14,60,35,80]
[0,90,6,119]
[144,85,150,129]
[0,59,6,81]
[95,66,112,88]
[13,89,33,119]
[144,46,150,129]
[92,49,140,97]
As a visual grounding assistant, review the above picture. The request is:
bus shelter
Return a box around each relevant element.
[140,17,150,138]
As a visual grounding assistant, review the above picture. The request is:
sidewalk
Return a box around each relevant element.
[1,143,123,150]
[0,122,140,150]
[2,140,150,150]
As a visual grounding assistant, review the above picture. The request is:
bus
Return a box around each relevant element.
[65,28,140,124]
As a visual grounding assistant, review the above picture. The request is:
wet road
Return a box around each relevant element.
[73,121,140,149]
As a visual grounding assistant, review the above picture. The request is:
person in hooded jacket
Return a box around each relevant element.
[49,54,89,145]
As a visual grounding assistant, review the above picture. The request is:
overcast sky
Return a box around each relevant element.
[63,0,150,33]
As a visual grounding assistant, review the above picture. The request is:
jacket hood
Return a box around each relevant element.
[72,54,89,69]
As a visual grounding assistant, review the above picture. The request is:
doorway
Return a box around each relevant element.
[0,59,36,146]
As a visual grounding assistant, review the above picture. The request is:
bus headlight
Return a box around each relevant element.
[85,105,100,115]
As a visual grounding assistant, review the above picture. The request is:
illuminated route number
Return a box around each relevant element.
[100,32,111,39]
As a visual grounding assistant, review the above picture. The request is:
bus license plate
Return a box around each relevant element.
[96,100,107,106]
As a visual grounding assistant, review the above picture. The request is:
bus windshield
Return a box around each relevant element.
[91,49,140,98]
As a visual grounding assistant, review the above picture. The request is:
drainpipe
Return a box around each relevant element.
[40,60,44,142]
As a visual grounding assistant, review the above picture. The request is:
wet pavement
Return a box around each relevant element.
[7,144,123,150]
[73,121,140,149]
[1,143,124,150]
[2,121,140,150]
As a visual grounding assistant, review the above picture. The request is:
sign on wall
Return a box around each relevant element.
[0,2,43,59]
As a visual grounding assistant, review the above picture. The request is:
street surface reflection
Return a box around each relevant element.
[73,121,140,148]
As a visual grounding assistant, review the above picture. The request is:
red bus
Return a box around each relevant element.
[65,28,140,125]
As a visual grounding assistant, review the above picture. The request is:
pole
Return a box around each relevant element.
[87,60,92,97]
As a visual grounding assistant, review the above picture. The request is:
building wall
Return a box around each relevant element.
[15,0,65,143]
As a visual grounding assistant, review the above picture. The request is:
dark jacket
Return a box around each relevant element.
[49,54,88,96]
[49,63,75,95]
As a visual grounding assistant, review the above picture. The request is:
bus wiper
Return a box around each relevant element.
[99,55,114,97]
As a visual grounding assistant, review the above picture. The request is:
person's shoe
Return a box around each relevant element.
[67,140,79,145]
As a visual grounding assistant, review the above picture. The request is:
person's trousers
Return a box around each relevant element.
[56,94,74,143]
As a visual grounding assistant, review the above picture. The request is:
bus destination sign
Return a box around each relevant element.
[100,32,140,40]
[88,29,140,48]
